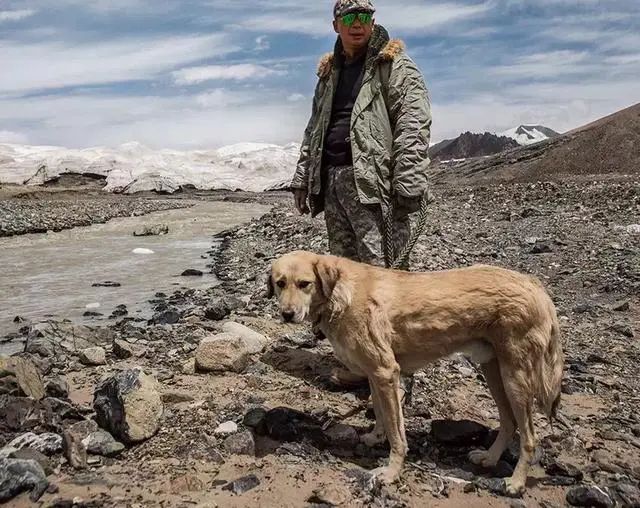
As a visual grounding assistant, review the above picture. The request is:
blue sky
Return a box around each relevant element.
[0,0,638,149]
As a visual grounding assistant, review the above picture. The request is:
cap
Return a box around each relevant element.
[333,0,375,18]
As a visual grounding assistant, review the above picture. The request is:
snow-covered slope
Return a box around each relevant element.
[500,125,560,146]
[0,141,300,193]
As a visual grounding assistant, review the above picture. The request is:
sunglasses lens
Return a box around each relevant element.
[341,13,356,26]
[358,13,372,24]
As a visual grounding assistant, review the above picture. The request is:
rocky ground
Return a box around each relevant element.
[0,186,192,237]
[1,179,639,507]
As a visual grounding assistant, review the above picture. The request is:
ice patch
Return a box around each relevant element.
[85,302,100,309]
[133,248,154,255]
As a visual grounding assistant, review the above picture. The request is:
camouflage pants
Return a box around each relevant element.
[323,165,411,267]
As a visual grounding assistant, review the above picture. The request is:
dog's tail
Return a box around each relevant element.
[536,299,564,424]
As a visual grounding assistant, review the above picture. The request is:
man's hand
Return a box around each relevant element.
[293,189,310,215]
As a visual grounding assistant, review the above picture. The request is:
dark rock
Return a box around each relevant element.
[612,300,630,312]
[431,419,490,446]
[151,309,180,325]
[222,474,260,495]
[243,407,267,433]
[45,376,69,399]
[546,460,583,481]
[324,424,359,447]
[611,323,635,338]
[566,486,614,508]
[264,407,323,442]
[0,457,49,503]
[473,477,506,495]
[0,376,19,396]
[205,301,231,321]
[222,431,255,456]
[83,430,125,457]
[0,396,42,431]
[93,368,164,444]
[112,339,137,359]
[133,224,169,237]
[181,269,203,277]
[82,311,103,318]
[24,336,56,357]
[530,242,553,254]
[92,281,121,288]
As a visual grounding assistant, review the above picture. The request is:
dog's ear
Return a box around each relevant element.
[314,257,338,300]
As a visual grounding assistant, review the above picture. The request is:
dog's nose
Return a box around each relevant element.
[282,311,295,322]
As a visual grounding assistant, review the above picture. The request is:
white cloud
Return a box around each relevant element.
[0,9,36,22]
[173,64,285,85]
[255,36,270,51]
[287,93,306,102]
[0,92,308,149]
[0,34,236,94]
[491,50,593,78]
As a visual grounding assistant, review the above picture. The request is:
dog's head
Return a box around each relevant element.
[267,250,350,323]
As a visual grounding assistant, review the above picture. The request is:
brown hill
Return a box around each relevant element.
[429,132,519,161]
[432,102,640,183]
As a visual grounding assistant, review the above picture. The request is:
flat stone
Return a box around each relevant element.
[181,269,203,277]
[195,334,251,373]
[5,448,53,476]
[78,347,106,366]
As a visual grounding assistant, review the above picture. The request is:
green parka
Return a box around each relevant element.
[291,25,432,217]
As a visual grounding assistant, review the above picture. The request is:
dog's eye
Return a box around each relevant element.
[277,280,286,289]
[298,281,312,289]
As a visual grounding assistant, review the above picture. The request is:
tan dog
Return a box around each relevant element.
[268,250,564,497]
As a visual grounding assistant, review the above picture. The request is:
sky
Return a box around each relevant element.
[0,0,639,149]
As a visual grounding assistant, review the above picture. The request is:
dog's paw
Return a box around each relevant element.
[361,431,386,448]
[468,449,498,468]
[503,477,525,498]
[370,466,399,485]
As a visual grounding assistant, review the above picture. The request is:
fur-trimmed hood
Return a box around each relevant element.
[317,25,404,78]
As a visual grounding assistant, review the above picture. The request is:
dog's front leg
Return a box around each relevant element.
[361,382,387,447]
[369,362,408,485]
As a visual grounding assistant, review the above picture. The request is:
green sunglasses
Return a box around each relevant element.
[340,12,373,27]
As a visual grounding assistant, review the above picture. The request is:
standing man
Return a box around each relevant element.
[291,0,431,268]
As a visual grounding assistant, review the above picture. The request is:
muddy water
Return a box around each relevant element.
[0,200,269,341]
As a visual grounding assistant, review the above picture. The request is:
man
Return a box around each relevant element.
[291,0,431,268]
[290,0,431,387]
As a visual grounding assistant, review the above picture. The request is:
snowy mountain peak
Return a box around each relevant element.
[500,125,560,146]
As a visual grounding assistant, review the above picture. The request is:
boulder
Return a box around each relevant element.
[566,486,614,507]
[195,334,251,373]
[93,368,164,444]
[0,457,49,503]
[0,356,45,400]
[133,224,169,237]
[45,376,69,399]
[221,322,270,354]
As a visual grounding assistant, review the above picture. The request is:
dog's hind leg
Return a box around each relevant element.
[361,382,387,447]
[368,362,408,484]
[469,359,516,468]
[499,361,537,498]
